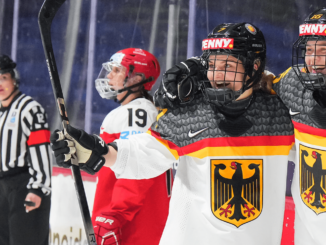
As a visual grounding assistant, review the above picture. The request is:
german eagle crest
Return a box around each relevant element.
[300,145,326,214]
[211,159,263,227]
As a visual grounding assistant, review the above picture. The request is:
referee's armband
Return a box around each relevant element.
[27,129,50,146]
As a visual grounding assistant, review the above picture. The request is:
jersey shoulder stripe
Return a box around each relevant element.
[273,67,292,84]
[148,128,294,158]
[293,120,326,137]
[100,131,121,144]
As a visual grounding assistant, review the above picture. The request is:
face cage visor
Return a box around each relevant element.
[200,52,247,105]
[95,61,128,99]
[292,36,326,91]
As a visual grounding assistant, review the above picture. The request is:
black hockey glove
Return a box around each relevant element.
[154,57,205,109]
[50,124,109,175]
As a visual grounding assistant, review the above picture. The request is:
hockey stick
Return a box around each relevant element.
[38,1,97,244]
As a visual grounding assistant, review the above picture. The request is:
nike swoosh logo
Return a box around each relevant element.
[188,127,209,138]
[289,108,300,116]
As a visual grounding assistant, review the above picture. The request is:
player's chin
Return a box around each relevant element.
[0,94,8,100]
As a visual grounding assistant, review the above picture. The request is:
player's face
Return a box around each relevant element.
[305,40,326,75]
[0,72,15,101]
[107,65,140,102]
[207,54,245,91]
[107,65,127,88]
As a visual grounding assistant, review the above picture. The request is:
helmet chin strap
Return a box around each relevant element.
[116,77,154,104]
[205,87,241,104]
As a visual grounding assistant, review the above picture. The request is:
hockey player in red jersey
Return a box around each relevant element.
[51,23,294,245]
[83,48,172,245]
[272,7,326,245]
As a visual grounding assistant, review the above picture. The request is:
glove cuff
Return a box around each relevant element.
[80,155,106,175]
[108,142,118,151]
[93,135,109,155]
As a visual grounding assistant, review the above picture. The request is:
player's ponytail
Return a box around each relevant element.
[252,71,274,94]
[142,87,154,103]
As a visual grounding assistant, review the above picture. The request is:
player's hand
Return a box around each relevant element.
[154,57,205,108]
[94,214,123,245]
[50,124,108,175]
[50,128,76,168]
[24,193,41,213]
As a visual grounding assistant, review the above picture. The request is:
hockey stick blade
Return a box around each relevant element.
[38,1,97,244]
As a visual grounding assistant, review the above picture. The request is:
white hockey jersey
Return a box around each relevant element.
[94,98,173,245]
[111,93,294,245]
[274,67,326,245]
[100,98,157,141]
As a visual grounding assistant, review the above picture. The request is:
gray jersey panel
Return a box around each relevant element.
[152,92,294,148]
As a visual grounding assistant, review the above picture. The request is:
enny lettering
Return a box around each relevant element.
[299,24,326,36]
[202,38,234,50]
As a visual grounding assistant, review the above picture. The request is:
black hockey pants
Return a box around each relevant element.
[0,171,51,245]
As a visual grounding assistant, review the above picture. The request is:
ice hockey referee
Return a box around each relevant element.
[0,54,52,245]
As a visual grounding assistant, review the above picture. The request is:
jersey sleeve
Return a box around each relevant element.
[272,67,292,95]
[288,143,296,163]
[22,104,52,196]
[94,100,172,223]
[111,132,178,179]
[100,111,124,143]
[104,132,175,221]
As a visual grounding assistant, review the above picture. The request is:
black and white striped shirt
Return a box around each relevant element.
[0,92,52,196]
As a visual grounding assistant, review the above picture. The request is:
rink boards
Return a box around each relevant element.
[50,167,295,245]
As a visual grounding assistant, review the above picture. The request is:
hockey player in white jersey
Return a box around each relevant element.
[63,48,172,245]
[51,23,294,245]
[272,7,326,245]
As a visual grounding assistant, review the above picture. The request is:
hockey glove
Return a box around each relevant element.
[50,129,76,168]
[94,213,123,245]
[50,124,108,174]
[154,57,205,108]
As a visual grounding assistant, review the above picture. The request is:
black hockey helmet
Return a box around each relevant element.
[292,7,326,91]
[0,54,19,87]
[200,22,266,105]
[0,54,16,74]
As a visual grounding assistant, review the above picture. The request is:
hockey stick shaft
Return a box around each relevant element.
[38,1,97,244]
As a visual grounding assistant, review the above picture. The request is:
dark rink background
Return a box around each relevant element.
[0,0,324,194]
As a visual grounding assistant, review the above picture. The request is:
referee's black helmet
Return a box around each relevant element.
[0,54,20,87]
